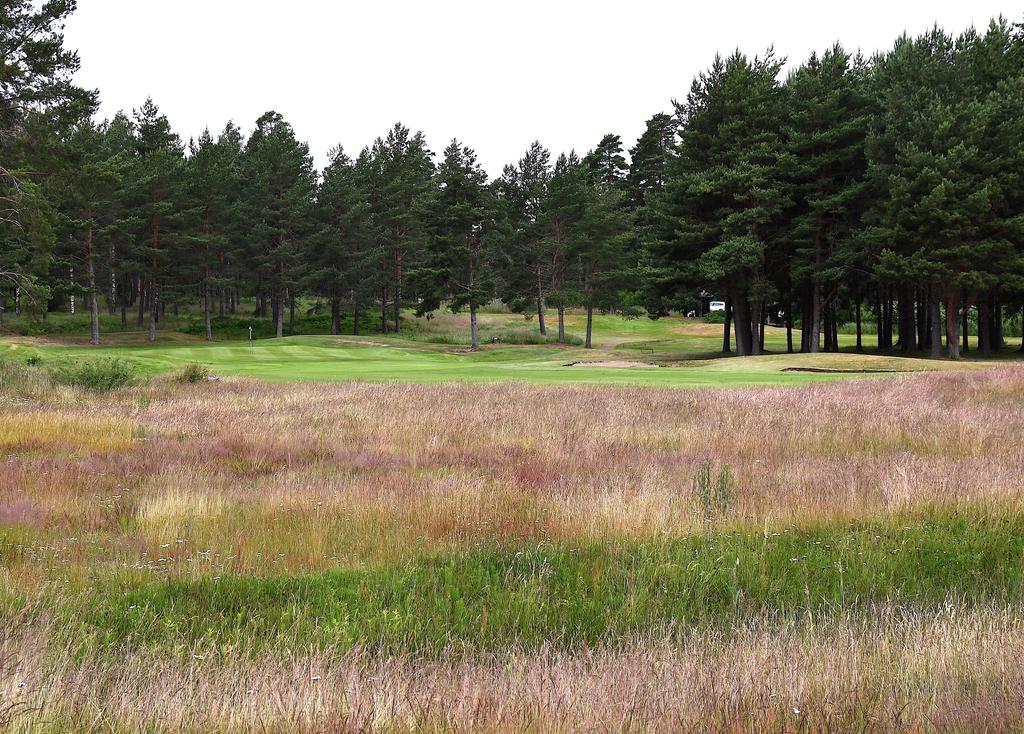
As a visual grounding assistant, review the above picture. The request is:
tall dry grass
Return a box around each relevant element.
[2,603,1023,733]
[1,367,1023,579]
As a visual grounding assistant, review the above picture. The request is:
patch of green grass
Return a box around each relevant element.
[1,334,952,388]
[61,509,1024,654]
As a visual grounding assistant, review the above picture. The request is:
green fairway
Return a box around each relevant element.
[0,329,976,388]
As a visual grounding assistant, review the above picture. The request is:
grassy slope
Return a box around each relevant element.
[0,310,994,388]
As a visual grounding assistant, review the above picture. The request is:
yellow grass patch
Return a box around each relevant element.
[138,488,227,531]
[0,412,134,453]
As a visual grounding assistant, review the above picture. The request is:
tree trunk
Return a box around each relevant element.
[394,259,402,334]
[810,287,822,353]
[751,299,763,356]
[978,297,992,356]
[585,304,594,349]
[899,286,915,354]
[880,292,888,350]
[330,297,341,335]
[1020,305,1024,353]
[353,304,361,336]
[203,267,213,341]
[137,276,145,327]
[536,296,546,336]
[916,287,927,349]
[946,290,961,359]
[722,298,732,354]
[275,289,284,338]
[810,225,823,353]
[557,303,565,344]
[108,242,117,315]
[993,294,1003,350]
[732,292,753,357]
[855,300,862,352]
[786,305,793,354]
[289,291,296,336]
[86,222,100,345]
[962,306,969,354]
[380,287,388,333]
[147,281,157,342]
[470,303,480,350]
[929,285,942,359]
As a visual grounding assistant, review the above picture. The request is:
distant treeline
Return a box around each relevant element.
[2,1,1023,354]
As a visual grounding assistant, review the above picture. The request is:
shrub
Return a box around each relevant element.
[175,363,211,384]
[703,311,727,324]
[50,358,137,392]
[493,328,584,346]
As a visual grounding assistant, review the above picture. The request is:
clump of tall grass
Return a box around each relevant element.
[50,357,138,392]
[0,359,53,398]
[692,459,734,524]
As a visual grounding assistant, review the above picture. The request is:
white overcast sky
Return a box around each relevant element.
[64,1,1019,177]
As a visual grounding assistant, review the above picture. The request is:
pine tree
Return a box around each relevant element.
[539,152,586,342]
[241,111,316,338]
[187,123,242,340]
[574,181,635,348]
[311,146,373,335]
[582,134,627,186]
[361,123,434,333]
[627,113,676,209]
[493,142,552,333]
[125,98,185,342]
[786,45,872,353]
[651,51,790,356]
[413,140,494,349]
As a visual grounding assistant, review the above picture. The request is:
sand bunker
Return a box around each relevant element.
[567,360,658,368]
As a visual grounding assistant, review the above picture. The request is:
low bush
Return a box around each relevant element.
[50,358,137,392]
[174,363,211,383]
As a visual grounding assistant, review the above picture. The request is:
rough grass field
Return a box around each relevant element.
[1,312,1023,731]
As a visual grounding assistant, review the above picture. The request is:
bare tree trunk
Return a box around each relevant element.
[732,292,753,357]
[86,222,100,345]
[946,290,961,359]
[961,306,969,354]
[751,299,763,356]
[557,303,565,344]
[289,291,296,336]
[203,267,213,341]
[147,281,158,342]
[470,303,479,350]
[535,263,546,336]
[722,298,732,354]
[929,285,942,359]
[979,296,992,356]
[275,288,284,338]
[108,242,117,315]
[585,304,594,349]
[786,305,793,354]
[353,304,361,336]
[810,284,822,353]
[855,300,862,352]
[330,297,341,335]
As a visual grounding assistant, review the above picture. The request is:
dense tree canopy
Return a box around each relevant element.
[2,9,1023,355]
